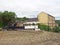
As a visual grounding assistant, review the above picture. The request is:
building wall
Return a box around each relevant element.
[38,12,56,28]
[23,22,39,30]
[38,12,48,24]
[16,22,24,27]
[24,25,38,30]
[48,15,56,28]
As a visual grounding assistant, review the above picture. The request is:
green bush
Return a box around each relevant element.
[37,23,60,33]
[53,26,60,33]
[0,22,3,28]
[38,23,51,31]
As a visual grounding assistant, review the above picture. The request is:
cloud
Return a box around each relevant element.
[0,0,60,19]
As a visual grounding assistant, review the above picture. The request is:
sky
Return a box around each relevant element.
[0,0,60,20]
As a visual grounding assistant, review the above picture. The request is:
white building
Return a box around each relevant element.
[23,18,40,30]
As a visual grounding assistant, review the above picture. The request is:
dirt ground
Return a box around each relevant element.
[0,30,60,45]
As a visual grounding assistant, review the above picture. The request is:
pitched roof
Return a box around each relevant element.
[40,12,55,18]
[26,18,38,22]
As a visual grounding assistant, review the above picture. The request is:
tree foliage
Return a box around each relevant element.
[0,12,3,27]
[56,20,60,26]
[53,26,60,33]
[0,11,16,27]
[16,17,28,22]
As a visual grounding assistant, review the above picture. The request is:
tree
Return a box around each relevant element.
[0,12,3,27]
[0,11,16,27]
[56,20,60,27]
[16,17,28,22]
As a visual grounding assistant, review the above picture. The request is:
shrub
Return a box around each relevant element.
[53,26,60,33]
[0,22,3,28]
[38,23,51,31]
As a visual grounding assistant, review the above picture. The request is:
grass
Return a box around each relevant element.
[0,30,60,45]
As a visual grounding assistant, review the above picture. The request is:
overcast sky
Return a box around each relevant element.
[0,0,60,20]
